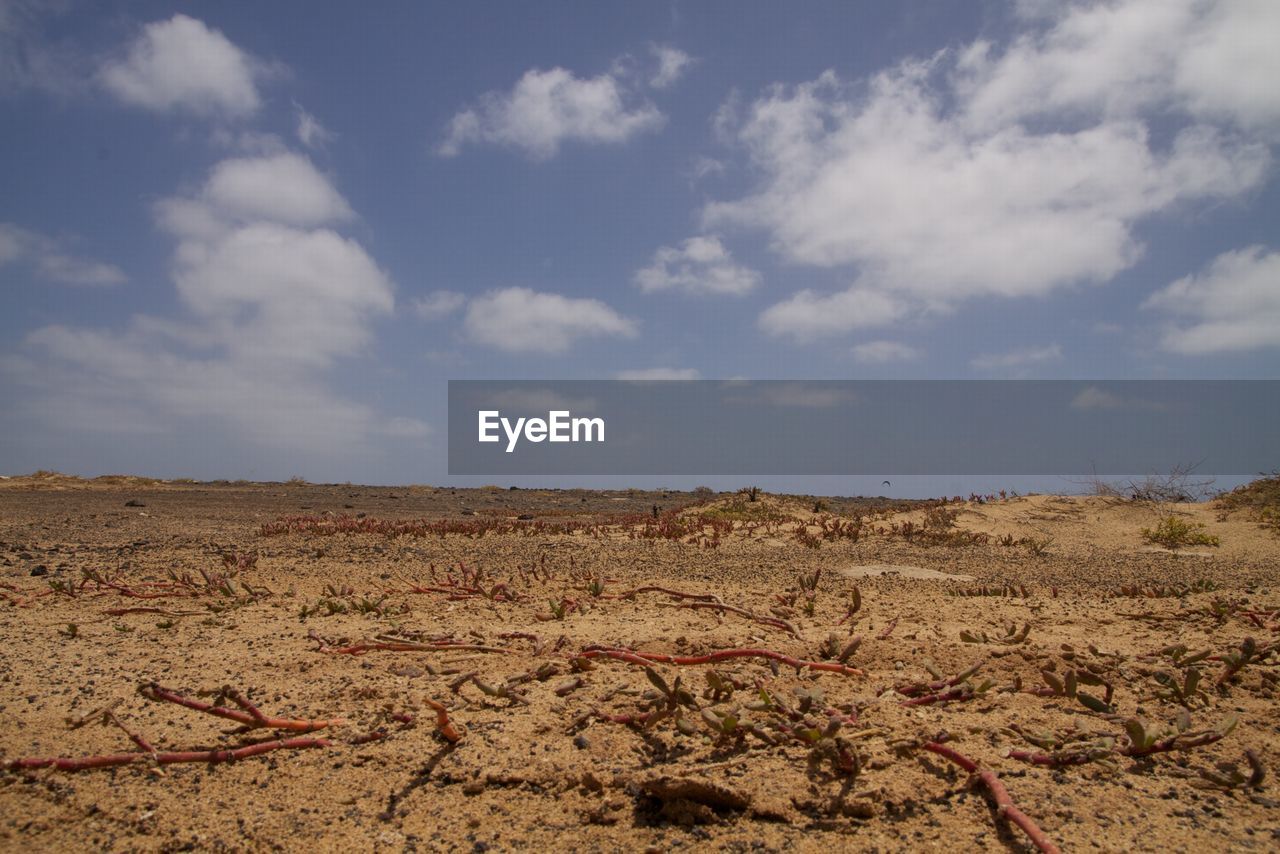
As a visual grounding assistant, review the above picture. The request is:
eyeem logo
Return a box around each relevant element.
[478,410,605,453]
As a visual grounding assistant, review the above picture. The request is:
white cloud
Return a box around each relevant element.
[208,128,288,155]
[955,0,1280,133]
[649,45,693,89]
[706,2,1273,331]
[100,14,263,118]
[9,149,421,455]
[158,154,391,371]
[411,290,466,321]
[464,287,637,353]
[438,65,665,159]
[634,236,761,296]
[1144,245,1280,353]
[149,151,385,370]
[13,324,403,452]
[0,223,126,286]
[852,340,921,363]
[34,254,126,286]
[1178,0,1280,131]
[168,223,393,368]
[198,152,352,227]
[759,287,905,340]
[970,343,1063,371]
[689,156,726,182]
[615,367,700,380]
[295,103,334,148]
[708,68,1266,304]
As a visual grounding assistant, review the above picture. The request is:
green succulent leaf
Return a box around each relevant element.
[1077,691,1113,714]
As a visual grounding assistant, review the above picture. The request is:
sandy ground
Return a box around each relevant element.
[1,476,1278,852]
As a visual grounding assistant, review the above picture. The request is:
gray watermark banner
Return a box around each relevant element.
[448,380,1278,476]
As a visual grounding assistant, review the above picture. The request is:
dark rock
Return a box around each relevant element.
[124,499,146,507]
[30,565,48,577]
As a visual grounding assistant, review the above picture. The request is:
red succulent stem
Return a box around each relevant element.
[7,737,331,772]
[900,685,974,707]
[422,698,462,742]
[579,645,864,676]
[140,683,341,732]
[613,586,719,602]
[922,741,1060,854]
[676,601,800,636]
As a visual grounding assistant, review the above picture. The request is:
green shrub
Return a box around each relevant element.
[1142,516,1220,549]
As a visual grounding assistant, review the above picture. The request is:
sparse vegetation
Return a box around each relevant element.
[1142,515,1221,549]
[1217,471,1280,534]
[1083,463,1217,503]
[3,480,1277,851]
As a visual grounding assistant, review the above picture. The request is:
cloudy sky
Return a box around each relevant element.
[1,1,1277,487]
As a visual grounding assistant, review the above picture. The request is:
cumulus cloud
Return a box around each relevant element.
[634,236,761,296]
[438,65,664,159]
[955,0,1280,133]
[970,343,1063,372]
[759,287,905,339]
[464,287,637,353]
[165,223,392,369]
[615,367,700,380]
[649,45,694,89]
[100,14,264,117]
[852,340,921,364]
[10,150,423,454]
[13,324,417,452]
[0,223,126,286]
[411,290,467,321]
[1144,245,1280,353]
[197,152,353,227]
[705,1,1274,340]
[151,152,389,370]
[711,69,1265,300]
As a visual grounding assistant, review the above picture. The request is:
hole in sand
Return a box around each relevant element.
[836,564,974,581]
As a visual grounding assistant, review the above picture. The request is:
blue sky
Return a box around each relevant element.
[1,0,1277,490]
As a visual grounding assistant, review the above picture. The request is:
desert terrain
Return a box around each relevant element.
[1,473,1278,852]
